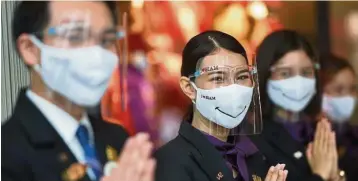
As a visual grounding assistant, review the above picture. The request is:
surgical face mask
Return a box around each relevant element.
[267,76,316,112]
[30,36,118,107]
[192,83,253,129]
[322,95,356,123]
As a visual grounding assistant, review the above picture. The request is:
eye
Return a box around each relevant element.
[237,75,249,80]
[68,35,85,43]
[210,76,224,82]
[101,39,116,48]
[279,71,291,77]
[302,69,314,77]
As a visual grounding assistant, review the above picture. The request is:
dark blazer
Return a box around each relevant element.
[337,125,358,181]
[154,121,269,181]
[2,89,129,181]
[249,120,324,181]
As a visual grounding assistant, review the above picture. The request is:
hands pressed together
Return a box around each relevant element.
[101,133,156,181]
[306,118,344,181]
[264,164,288,181]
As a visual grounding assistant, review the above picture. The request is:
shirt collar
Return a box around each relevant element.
[203,132,258,157]
[26,90,94,144]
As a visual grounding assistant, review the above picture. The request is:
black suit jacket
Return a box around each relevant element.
[154,121,269,181]
[2,89,129,181]
[249,120,324,181]
[337,126,358,181]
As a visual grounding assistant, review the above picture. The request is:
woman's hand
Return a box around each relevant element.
[101,133,156,181]
[264,164,288,181]
[306,119,335,181]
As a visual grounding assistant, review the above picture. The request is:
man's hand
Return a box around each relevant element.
[101,133,156,181]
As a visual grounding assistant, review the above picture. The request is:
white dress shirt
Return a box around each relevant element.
[26,90,97,180]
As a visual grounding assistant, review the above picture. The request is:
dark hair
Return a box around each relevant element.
[181,30,248,122]
[319,53,355,88]
[256,30,321,120]
[12,1,118,43]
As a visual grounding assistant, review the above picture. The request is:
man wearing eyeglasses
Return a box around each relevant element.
[2,1,155,181]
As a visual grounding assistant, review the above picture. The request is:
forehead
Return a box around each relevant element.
[275,50,313,67]
[331,68,356,84]
[49,1,113,30]
[199,49,247,69]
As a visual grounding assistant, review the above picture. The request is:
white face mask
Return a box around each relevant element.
[192,83,253,129]
[267,76,316,112]
[322,95,356,123]
[30,36,118,107]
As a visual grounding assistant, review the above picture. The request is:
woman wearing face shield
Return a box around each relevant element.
[320,54,358,181]
[249,30,342,181]
[154,30,288,181]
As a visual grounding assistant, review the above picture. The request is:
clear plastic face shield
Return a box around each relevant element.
[32,11,126,49]
[189,53,262,135]
[267,61,319,122]
[29,10,128,109]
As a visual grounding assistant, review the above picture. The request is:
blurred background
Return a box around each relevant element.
[2,0,358,145]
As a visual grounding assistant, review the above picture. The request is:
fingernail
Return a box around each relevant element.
[281,164,286,169]
[284,170,288,175]
[269,166,274,172]
[274,164,279,170]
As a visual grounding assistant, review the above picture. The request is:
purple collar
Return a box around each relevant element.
[274,113,314,144]
[204,134,258,181]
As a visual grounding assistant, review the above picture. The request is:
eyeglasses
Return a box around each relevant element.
[270,63,320,80]
[36,24,125,49]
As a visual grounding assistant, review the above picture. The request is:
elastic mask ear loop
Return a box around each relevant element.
[190,82,198,104]
[29,35,45,73]
[29,35,45,49]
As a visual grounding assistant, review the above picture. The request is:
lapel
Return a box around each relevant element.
[89,116,115,167]
[179,121,234,181]
[261,120,309,170]
[14,89,91,181]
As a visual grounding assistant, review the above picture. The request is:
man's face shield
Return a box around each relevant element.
[44,24,125,49]
[189,53,263,135]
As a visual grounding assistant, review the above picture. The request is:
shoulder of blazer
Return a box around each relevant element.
[155,135,194,164]
[154,135,195,181]
[2,115,35,181]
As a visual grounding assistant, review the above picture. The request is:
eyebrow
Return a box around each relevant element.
[235,69,250,75]
[102,27,117,34]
